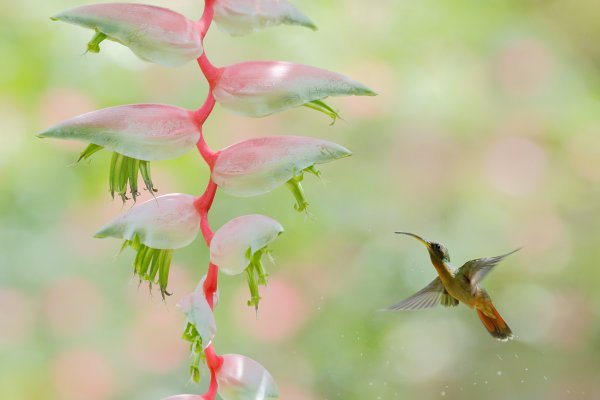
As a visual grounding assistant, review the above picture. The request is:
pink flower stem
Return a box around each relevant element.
[194,2,224,399]
[199,0,215,39]
[194,94,218,168]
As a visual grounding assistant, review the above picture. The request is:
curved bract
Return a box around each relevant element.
[217,354,279,400]
[212,135,351,197]
[178,291,216,350]
[178,274,219,382]
[210,215,283,276]
[212,61,376,117]
[51,3,203,66]
[213,0,316,36]
[95,193,200,250]
[38,104,200,161]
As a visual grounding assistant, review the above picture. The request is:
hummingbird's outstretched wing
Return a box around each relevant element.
[457,249,520,293]
[383,277,458,311]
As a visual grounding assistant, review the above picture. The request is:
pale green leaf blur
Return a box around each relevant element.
[1,0,600,399]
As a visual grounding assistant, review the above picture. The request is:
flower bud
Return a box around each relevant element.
[178,277,217,383]
[38,104,200,201]
[212,136,351,211]
[217,354,279,400]
[95,193,200,297]
[213,0,316,36]
[51,3,203,66]
[211,61,376,121]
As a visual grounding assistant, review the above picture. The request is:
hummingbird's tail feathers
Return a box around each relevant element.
[476,305,513,341]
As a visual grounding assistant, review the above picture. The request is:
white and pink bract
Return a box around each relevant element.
[212,135,351,197]
[210,215,283,275]
[178,288,217,350]
[38,104,200,161]
[213,0,316,36]
[52,3,203,66]
[212,61,376,117]
[95,193,200,250]
[217,354,279,400]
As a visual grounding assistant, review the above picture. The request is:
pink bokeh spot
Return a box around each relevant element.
[233,277,310,341]
[125,309,188,373]
[42,277,107,337]
[51,348,115,400]
[39,87,96,128]
[493,37,557,96]
[483,136,548,196]
[0,288,35,347]
[279,383,319,400]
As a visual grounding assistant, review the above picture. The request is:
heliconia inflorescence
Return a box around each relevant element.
[41,0,374,399]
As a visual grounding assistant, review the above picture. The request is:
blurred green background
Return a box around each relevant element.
[2,0,600,399]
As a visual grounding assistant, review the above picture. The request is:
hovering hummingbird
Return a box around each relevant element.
[385,232,518,341]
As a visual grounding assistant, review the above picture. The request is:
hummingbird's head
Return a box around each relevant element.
[395,232,451,263]
[429,242,450,262]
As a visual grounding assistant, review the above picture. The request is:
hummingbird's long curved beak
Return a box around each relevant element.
[395,232,432,250]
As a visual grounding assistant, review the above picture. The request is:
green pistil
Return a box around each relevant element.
[244,247,270,311]
[182,322,205,384]
[303,99,340,125]
[87,30,107,54]
[245,266,261,311]
[77,143,103,162]
[286,174,308,212]
[122,235,173,300]
[305,165,322,179]
[285,166,324,212]
[77,145,157,202]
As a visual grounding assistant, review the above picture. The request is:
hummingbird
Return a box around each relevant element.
[385,232,518,341]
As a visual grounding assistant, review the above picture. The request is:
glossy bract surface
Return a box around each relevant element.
[212,61,376,117]
[95,193,200,250]
[52,3,203,66]
[213,0,316,36]
[217,354,279,400]
[210,215,283,275]
[38,104,200,161]
[212,136,351,197]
